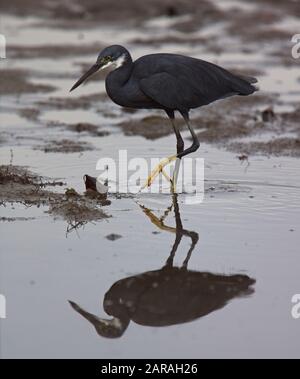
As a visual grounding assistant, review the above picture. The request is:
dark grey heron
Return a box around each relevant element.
[70,45,258,190]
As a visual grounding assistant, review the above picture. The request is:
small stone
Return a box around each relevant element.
[105,233,122,241]
[261,107,276,122]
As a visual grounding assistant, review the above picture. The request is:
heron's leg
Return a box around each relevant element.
[182,231,199,269]
[170,117,184,192]
[177,112,200,159]
[147,113,199,191]
[142,114,184,191]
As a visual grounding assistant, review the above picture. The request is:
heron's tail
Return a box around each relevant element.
[232,74,259,95]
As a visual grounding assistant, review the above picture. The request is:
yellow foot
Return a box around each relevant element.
[142,155,177,190]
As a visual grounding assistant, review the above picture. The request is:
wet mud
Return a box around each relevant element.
[35,139,95,153]
[0,165,109,224]
[0,69,56,95]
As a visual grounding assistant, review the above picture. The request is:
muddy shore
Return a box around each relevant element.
[0,165,109,225]
[1,0,299,156]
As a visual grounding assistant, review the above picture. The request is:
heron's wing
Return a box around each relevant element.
[138,56,257,110]
[140,72,198,111]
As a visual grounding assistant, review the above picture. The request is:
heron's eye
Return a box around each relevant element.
[100,56,112,64]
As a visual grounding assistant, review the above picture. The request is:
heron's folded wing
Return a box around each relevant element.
[139,60,257,111]
[140,72,197,111]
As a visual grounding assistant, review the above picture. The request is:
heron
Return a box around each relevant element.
[70,45,258,191]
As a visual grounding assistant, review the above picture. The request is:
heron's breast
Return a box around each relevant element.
[106,78,156,109]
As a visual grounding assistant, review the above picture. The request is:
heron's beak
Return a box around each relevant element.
[70,63,102,92]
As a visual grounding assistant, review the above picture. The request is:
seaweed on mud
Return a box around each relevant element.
[0,166,110,226]
[48,195,109,223]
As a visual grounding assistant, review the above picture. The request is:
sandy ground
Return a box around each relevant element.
[0,0,300,359]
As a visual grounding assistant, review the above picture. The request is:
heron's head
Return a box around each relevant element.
[70,45,130,92]
[68,300,130,339]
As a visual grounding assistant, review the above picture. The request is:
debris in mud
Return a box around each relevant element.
[0,165,110,225]
[0,165,61,204]
[85,189,111,206]
[261,107,276,123]
[48,195,109,224]
[237,154,249,162]
[65,188,80,198]
[0,165,61,187]
[84,175,108,196]
[83,175,110,206]
[105,233,122,241]
[36,139,94,153]
[0,69,56,95]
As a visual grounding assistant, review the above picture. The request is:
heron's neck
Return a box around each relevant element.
[107,55,133,87]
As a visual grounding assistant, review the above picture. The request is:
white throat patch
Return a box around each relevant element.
[114,54,126,68]
[101,54,126,70]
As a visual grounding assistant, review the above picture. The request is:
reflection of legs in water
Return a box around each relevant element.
[69,195,255,340]
[137,193,199,269]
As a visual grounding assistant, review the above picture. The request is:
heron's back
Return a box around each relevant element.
[133,53,258,110]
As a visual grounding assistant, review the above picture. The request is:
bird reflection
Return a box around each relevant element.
[69,194,255,338]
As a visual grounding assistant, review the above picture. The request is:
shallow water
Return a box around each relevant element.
[1,4,300,359]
